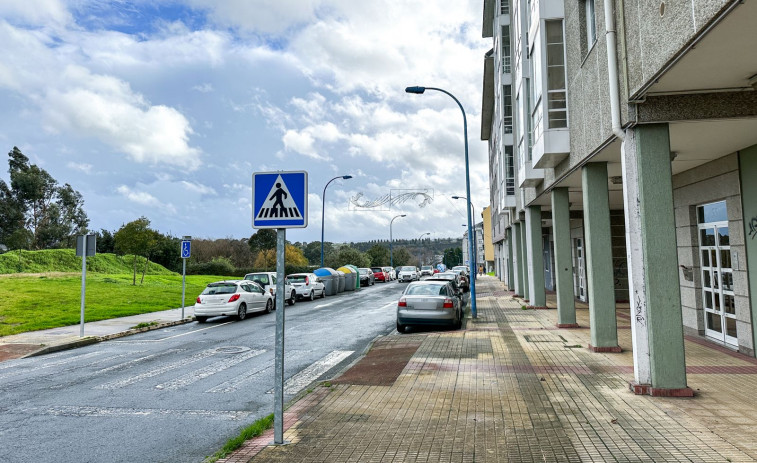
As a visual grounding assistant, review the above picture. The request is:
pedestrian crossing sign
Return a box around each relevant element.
[252,171,308,228]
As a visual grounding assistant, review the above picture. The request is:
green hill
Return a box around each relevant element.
[0,249,176,275]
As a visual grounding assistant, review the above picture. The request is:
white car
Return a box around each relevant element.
[383,266,395,280]
[286,273,326,301]
[420,265,434,276]
[397,266,420,282]
[194,280,273,323]
[244,272,296,306]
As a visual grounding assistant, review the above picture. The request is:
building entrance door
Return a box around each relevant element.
[697,201,737,346]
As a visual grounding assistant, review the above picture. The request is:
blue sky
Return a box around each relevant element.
[0,0,489,244]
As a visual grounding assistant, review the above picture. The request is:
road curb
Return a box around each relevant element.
[21,317,196,359]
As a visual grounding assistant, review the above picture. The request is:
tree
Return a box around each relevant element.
[443,247,463,268]
[114,217,156,285]
[302,240,333,266]
[326,246,370,269]
[391,247,412,267]
[366,244,389,267]
[248,229,277,269]
[254,243,309,269]
[95,229,115,254]
[0,147,89,249]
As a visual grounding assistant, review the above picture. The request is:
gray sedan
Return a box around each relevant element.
[396,280,463,332]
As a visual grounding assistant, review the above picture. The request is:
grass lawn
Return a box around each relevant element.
[0,273,236,337]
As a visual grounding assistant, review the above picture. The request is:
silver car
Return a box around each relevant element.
[396,280,463,332]
[396,265,420,282]
[194,280,273,323]
[286,273,326,301]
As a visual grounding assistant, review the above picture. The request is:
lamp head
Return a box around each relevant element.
[401,214,407,217]
[451,195,461,199]
[405,86,426,94]
[342,175,353,180]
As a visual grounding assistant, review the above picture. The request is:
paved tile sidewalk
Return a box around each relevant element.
[221,276,757,462]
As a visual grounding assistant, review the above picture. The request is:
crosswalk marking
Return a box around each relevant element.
[206,365,273,393]
[0,351,105,382]
[268,350,353,395]
[96,348,219,389]
[32,405,251,421]
[155,349,265,390]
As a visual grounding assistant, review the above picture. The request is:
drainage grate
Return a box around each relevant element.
[524,334,567,343]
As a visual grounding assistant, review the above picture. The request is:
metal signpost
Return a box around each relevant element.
[76,234,96,337]
[252,171,308,445]
[180,236,192,319]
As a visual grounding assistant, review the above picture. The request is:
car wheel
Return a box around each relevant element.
[455,312,463,330]
[309,290,315,301]
[196,316,207,323]
[237,303,247,321]
[397,322,406,333]
[288,291,296,306]
[265,299,273,313]
[320,288,325,298]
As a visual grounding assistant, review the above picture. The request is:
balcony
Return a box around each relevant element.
[532,127,569,168]
[518,159,544,188]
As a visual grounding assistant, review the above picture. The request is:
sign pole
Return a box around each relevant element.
[80,236,87,337]
[180,236,192,320]
[273,228,287,444]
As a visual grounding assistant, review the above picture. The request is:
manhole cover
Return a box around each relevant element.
[214,346,251,354]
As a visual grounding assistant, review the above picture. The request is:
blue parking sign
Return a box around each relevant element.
[252,171,308,228]
[181,240,191,259]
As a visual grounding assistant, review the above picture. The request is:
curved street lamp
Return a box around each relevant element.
[321,175,353,268]
[452,195,477,282]
[417,232,431,267]
[406,85,477,318]
[390,214,407,268]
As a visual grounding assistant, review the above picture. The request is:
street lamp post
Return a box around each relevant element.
[390,214,407,268]
[452,195,477,282]
[406,85,477,318]
[321,175,353,268]
[417,232,430,267]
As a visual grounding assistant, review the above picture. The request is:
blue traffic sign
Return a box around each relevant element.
[181,240,191,259]
[252,171,308,228]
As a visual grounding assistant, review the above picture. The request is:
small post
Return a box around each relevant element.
[80,238,87,337]
[273,228,287,444]
[180,236,192,319]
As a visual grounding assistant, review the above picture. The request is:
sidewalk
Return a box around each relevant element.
[222,276,757,462]
[0,306,194,362]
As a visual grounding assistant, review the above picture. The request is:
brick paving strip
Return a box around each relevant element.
[220,277,757,462]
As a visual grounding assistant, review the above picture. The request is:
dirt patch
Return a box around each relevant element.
[0,343,42,362]
[332,338,422,386]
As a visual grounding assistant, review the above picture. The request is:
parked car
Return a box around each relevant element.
[420,265,434,276]
[382,266,395,280]
[371,267,388,283]
[450,267,470,292]
[195,280,273,323]
[396,280,463,332]
[428,271,465,299]
[243,272,296,306]
[286,273,326,301]
[397,265,420,282]
[358,268,375,286]
[452,265,470,276]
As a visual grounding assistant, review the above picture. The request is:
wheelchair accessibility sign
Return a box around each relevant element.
[252,171,308,228]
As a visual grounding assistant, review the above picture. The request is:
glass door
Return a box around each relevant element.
[698,201,737,346]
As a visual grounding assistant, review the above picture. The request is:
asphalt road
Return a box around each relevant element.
[0,280,407,463]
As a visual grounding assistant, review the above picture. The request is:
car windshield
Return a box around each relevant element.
[288,275,307,283]
[405,284,446,296]
[359,268,371,275]
[399,266,415,272]
[245,274,269,285]
[421,266,432,270]
[371,268,382,272]
[201,283,237,295]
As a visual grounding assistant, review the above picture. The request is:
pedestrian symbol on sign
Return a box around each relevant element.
[255,175,302,220]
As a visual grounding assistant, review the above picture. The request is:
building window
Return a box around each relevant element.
[584,0,596,49]
[501,26,511,74]
[500,0,509,15]
[503,85,513,134]
[546,20,567,128]
[525,79,534,161]
[505,145,515,195]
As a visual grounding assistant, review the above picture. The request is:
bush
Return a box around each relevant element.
[187,257,236,276]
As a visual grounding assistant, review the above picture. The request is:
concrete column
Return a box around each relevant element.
[551,188,577,327]
[512,223,523,296]
[582,162,620,352]
[740,145,757,358]
[520,220,530,301]
[627,124,691,396]
[525,206,546,307]
[506,228,515,290]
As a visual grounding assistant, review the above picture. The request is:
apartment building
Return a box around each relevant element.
[481,0,757,396]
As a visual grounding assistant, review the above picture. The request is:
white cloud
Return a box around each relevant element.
[0,0,70,27]
[116,185,177,214]
[186,0,320,35]
[180,181,217,195]
[67,162,93,174]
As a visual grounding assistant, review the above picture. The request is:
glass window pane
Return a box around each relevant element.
[713,271,719,289]
[718,227,730,246]
[723,295,735,315]
[726,317,737,338]
[722,272,733,292]
[707,312,722,333]
[711,250,718,267]
[714,292,721,311]
[701,250,709,267]
[704,291,712,309]
[720,250,731,269]
[699,201,727,223]
[703,271,711,289]
[700,228,715,246]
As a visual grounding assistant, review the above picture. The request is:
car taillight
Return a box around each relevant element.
[398,297,407,307]
[269,288,275,295]
[305,276,310,285]
[443,298,454,309]
[196,297,201,304]
[228,294,240,302]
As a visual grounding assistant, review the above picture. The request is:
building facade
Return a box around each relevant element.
[481,0,757,395]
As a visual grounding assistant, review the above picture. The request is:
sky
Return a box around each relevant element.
[0,0,490,245]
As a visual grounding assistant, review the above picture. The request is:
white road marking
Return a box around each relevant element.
[267,350,353,395]
[0,351,105,380]
[155,349,265,390]
[206,365,273,393]
[94,349,183,375]
[31,405,250,421]
[95,348,219,389]
[109,321,234,342]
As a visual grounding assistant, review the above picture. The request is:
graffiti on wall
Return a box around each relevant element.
[613,259,627,288]
[634,289,646,326]
[749,216,757,240]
